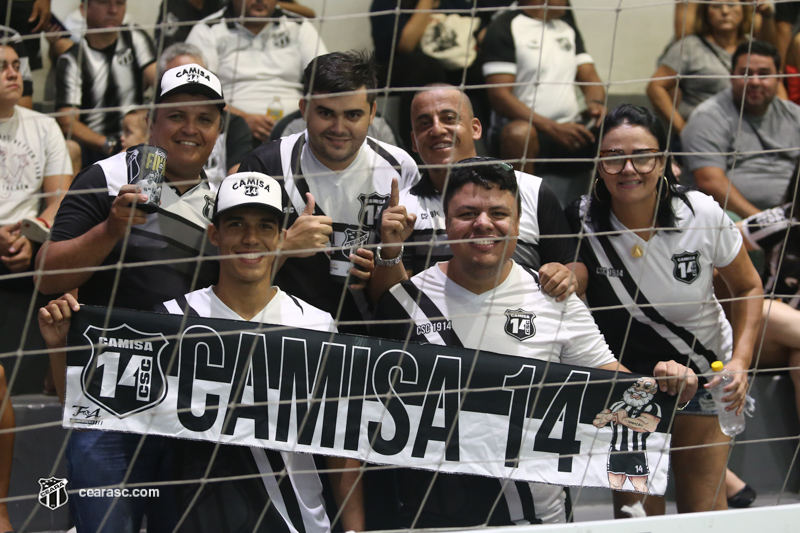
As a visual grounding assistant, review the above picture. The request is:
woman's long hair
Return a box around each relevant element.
[588,104,693,234]
[694,0,754,43]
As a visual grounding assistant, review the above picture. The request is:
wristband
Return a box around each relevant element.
[103,136,120,156]
[375,245,403,267]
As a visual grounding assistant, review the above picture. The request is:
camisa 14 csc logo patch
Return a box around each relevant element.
[504,309,536,341]
[672,251,701,284]
[81,324,169,418]
[358,192,390,226]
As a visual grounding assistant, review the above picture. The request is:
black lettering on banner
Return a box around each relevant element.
[344,346,370,451]
[65,307,678,495]
[177,326,232,432]
[533,370,589,472]
[276,337,310,443]
[368,350,417,456]
[222,332,271,440]
[299,342,346,448]
[502,365,537,467]
[412,355,461,461]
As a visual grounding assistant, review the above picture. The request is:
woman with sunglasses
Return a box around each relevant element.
[565,104,763,515]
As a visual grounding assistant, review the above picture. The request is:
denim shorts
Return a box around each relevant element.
[678,387,718,415]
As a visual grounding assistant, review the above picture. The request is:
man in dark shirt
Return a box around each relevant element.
[35,63,225,533]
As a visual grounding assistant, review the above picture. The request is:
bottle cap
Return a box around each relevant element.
[711,361,724,372]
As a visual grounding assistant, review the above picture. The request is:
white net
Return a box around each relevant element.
[1,1,799,532]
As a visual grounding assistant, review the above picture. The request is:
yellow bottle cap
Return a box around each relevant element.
[711,361,724,372]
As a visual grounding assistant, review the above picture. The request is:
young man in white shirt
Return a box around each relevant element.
[374,161,697,527]
[39,171,365,533]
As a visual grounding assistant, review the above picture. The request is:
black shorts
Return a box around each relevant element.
[607,450,649,477]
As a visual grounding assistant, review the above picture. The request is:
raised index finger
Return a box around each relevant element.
[390,178,399,208]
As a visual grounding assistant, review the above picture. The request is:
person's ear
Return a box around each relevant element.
[472,117,482,140]
[208,223,219,246]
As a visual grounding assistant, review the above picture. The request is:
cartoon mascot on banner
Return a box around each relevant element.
[593,377,662,493]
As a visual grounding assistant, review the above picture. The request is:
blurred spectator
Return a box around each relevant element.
[0,25,32,109]
[54,0,156,168]
[772,0,799,65]
[0,42,71,400]
[649,1,762,135]
[675,0,776,43]
[119,106,147,149]
[156,41,254,187]
[739,163,800,421]
[481,0,605,174]
[682,40,800,218]
[156,0,227,50]
[0,44,72,272]
[370,0,489,150]
[0,0,50,70]
[186,0,327,143]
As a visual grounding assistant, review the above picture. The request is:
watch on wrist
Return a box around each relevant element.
[103,136,120,156]
[375,245,403,267]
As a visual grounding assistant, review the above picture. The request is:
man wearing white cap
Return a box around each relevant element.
[39,172,365,532]
[158,171,364,532]
[34,64,226,533]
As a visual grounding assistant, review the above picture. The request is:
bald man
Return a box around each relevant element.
[371,85,587,303]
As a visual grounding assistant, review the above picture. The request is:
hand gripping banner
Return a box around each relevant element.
[63,306,675,495]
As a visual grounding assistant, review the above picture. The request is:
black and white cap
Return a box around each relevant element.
[156,63,224,110]
[213,172,283,223]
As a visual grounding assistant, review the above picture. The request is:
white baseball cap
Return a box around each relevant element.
[156,63,224,110]
[213,172,283,223]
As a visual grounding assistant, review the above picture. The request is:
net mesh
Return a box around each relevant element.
[1,1,799,531]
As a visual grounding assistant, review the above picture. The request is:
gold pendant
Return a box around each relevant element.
[631,244,644,258]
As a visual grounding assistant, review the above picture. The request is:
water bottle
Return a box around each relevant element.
[709,361,745,436]
[267,96,284,121]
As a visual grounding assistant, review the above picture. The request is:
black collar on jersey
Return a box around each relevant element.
[289,134,403,218]
[410,171,439,199]
[289,134,328,217]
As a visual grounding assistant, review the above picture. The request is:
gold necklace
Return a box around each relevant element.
[631,243,644,258]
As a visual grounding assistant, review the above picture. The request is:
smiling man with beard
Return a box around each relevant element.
[683,40,800,218]
[374,161,696,527]
[593,377,662,494]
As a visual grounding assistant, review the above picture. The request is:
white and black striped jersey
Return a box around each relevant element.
[393,170,579,274]
[55,26,155,137]
[186,5,327,116]
[239,130,420,329]
[157,286,336,533]
[566,190,742,380]
[49,152,218,311]
[481,10,593,124]
[374,261,616,526]
[607,400,662,454]
[741,204,800,308]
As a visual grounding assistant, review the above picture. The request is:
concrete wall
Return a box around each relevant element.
[49,0,675,96]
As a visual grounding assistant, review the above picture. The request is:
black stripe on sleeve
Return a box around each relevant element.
[400,281,465,348]
[536,182,579,266]
[173,295,200,317]
[367,138,401,171]
[515,481,541,524]
[266,451,307,533]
